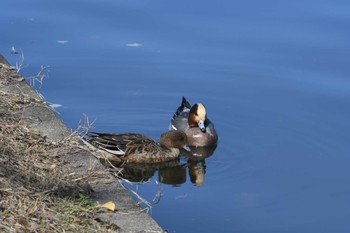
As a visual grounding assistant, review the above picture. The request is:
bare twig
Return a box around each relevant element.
[15,50,25,72]
[152,180,163,204]
[61,114,96,143]
[27,65,50,89]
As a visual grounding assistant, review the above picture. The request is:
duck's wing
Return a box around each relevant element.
[170,96,191,131]
[86,132,159,157]
[122,134,161,157]
[86,132,129,155]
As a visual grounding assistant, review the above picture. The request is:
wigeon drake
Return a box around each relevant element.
[169,97,218,147]
[84,130,188,163]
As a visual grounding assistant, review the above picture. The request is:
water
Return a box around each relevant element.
[2,0,350,232]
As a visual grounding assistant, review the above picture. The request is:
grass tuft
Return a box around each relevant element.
[0,91,114,232]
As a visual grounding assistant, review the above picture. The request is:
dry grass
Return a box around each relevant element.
[0,92,116,232]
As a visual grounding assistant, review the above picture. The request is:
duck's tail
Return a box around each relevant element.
[172,96,191,120]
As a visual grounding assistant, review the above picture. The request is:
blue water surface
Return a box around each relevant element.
[1,0,350,232]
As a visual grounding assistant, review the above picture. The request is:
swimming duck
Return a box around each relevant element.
[169,96,218,147]
[84,130,188,163]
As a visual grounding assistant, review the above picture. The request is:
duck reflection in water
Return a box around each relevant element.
[107,144,217,187]
[181,145,217,187]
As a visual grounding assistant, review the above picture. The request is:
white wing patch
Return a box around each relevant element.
[104,148,125,155]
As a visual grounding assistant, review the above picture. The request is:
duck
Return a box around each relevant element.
[169,96,218,147]
[83,130,189,163]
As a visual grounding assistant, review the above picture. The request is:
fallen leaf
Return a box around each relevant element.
[101,201,116,211]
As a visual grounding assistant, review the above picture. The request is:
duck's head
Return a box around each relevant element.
[188,103,207,133]
[160,130,189,150]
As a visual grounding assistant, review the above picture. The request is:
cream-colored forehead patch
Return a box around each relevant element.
[196,103,206,118]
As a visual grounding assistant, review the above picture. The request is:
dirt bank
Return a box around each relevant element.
[0,55,163,233]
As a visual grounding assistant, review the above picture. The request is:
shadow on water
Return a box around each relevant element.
[106,145,217,187]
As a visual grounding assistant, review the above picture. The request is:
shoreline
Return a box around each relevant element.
[0,54,163,232]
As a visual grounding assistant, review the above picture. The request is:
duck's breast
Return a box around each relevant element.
[185,127,218,147]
